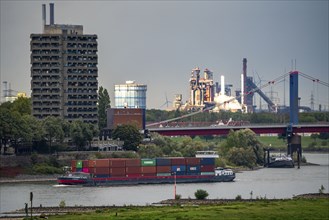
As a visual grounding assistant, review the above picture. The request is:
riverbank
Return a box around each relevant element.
[0,174,58,184]
[1,194,328,220]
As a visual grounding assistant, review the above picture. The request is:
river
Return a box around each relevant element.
[0,153,328,214]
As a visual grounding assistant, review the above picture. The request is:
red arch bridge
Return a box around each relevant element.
[148,123,329,136]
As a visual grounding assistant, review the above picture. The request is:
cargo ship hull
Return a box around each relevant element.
[58,174,235,186]
[58,157,235,186]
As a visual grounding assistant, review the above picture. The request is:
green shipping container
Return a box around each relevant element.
[141,159,156,166]
[200,172,215,176]
[156,173,172,176]
[76,160,83,168]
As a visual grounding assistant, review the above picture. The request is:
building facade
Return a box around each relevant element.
[107,108,145,130]
[30,4,98,124]
[114,81,147,109]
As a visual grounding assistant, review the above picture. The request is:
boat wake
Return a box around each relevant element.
[52,184,76,188]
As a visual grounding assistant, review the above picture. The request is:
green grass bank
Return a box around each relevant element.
[45,198,328,220]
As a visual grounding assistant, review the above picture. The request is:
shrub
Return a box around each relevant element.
[30,152,39,165]
[33,163,62,174]
[308,142,317,150]
[59,200,66,208]
[235,195,242,200]
[319,185,325,194]
[175,194,182,200]
[194,189,209,200]
[216,158,227,168]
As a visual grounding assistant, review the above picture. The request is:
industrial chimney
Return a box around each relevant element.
[42,4,46,32]
[221,75,225,95]
[49,3,54,25]
[242,58,247,106]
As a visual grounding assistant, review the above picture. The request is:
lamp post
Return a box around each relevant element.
[174,172,176,199]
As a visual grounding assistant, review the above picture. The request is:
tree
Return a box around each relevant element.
[11,97,31,115]
[227,147,256,168]
[42,116,64,154]
[138,144,163,158]
[0,108,19,154]
[70,121,98,151]
[221,129,264,167]
[22,115,44,152]
[112,124,142,151]
[0,99,35,154]
[98,86,111,130]
[70,120,85,151]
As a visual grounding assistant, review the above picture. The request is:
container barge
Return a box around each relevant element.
[57,157,235,186]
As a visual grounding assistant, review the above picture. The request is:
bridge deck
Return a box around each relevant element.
[148,124,329,136]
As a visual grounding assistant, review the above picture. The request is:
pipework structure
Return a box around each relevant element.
[188,67,215,109]
[30,3,98,124]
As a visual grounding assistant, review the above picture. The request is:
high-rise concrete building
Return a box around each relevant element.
[114,81,147,109]
[30,3,98,124]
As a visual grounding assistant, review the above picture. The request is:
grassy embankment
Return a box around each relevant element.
[257,136,329,152]
[45,198,328,220]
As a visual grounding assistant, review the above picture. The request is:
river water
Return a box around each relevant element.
[0,153,328,214]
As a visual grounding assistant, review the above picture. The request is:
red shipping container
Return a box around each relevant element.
[82,160,89,168]
[171,158,186,165]
[185,158,200,166]
[82,167,89,173]
[95,167,110,175]
[126,166,141,174]
[71,160,76,168]
[126,173,142,178]
[200,165,215,172]
[142,173,156,177]
[88,160,96,168]
[71,167,76,172]
[110,159,126,167]
[141,166,156,174]
[125,159,141,167]
[110,167,126,176]
[156,166,171,173]
[88,167,95,174]
[95,159,110,168]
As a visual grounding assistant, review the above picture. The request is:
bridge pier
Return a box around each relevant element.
[287,133,302,168]
[287,71,302,168]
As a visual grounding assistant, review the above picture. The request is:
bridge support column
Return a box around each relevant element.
[288,71,302,167]
[289,71,299,124]
[287,132,302,168]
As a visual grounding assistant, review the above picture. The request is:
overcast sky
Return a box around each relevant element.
[1,0,328,110]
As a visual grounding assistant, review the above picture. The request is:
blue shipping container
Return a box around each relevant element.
[200,158,215,165]
[171,165,186,172]
[94,174,110,178]
[186,165,200,173]
[174,171,186,176]
[156,158,171,166]
[76,168,82,172]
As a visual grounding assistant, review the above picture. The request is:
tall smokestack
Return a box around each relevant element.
[221,75,225,95]
[242,58,247,105]
[241,74,244,106]
[42,4,46,32]
[50,3,54,25]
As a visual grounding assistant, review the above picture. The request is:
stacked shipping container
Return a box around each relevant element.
[70,157,216,178]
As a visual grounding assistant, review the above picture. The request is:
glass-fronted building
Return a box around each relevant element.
[114,81,147,109]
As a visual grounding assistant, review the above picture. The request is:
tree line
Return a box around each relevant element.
[146,109,329,124]
[0,96,265,168]
[0,97,99,154]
